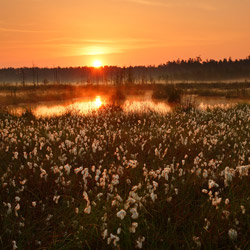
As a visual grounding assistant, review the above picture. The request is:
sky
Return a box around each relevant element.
[0,0,250,67]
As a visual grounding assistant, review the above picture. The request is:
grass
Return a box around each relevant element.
[190,88,250,99]
[0,104,250,249]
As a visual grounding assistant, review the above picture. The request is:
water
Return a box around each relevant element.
[4,94,250,118]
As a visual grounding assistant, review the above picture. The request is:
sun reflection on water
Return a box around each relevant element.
[94,96,103,108]
[33,96,105,117]
[6,95,248,118]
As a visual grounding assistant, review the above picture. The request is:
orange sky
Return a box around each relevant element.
[0,0,250,67]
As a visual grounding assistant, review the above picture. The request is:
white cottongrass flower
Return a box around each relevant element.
[12,240,18,250]
[111,174,119,185]
[15,203,20,217]
[222,210,230,219]
[107,233,120,246]
[203,170,208,178]
[228,228,238,240]
[19,222,25,227]
[46,214,53,221]
[53,195,60,204]
[167,197,172,203]
[130,207,139,219]
[64,164,71,175]
[74,167,83,174]
[101,213,107,222]
[96,193,103,201]
[111,199,119,207]
[83,191,90,204]
[128,160,138,168]
[202,189,208,194]
[212,197,222,207]
[150,192,157,202]
[15,197,21,202]
[153,181,158,190]
[6,203,12,215]
[117,209,126,220]
[208,179,219,189]
[225,198,230,205]
[32,201,37,207]
[192,236,201,248]
[204,218,210,231]
[135,236,145,249]
[129,222,138,233]
[14,152,19,159]
[102,229,108,239]
[240,205,246,214]
[84,204,91,214]
[236,165,250,177]
[235,218,240,225]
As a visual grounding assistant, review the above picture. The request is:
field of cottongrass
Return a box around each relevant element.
[1,104,250,249]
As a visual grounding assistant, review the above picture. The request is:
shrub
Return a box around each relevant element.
[152,84,182,103]
[109,88,126,105]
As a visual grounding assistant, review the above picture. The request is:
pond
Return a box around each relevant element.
[4,94,250,118]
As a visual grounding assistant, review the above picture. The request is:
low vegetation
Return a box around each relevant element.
[152,84,182,102]
[0,103,250,249]
[1,82,249,107]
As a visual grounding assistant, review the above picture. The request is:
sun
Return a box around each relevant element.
[93,60,102,68]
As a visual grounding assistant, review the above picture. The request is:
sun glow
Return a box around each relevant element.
[93,60,102,68]
[94,96,103,108]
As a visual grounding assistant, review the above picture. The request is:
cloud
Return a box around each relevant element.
[0,35,159,57]
[37,37,158,50]
[123,0,216,11]
[0,27,58,33]
[40,37,155,45]
[81,46,122,55]
[41,38,114,45]
[77,38,159,56]
[125,0,159,6]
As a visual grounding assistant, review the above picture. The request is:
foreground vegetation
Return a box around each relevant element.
[0,104,250,249]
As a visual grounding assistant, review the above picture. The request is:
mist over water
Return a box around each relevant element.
[5,94,250,118]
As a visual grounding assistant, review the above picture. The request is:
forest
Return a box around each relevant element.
[1,56,250,86]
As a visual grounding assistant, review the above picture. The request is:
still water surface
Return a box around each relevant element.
[5,95,250,118]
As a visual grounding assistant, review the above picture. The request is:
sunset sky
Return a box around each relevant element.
[0,0,250,67]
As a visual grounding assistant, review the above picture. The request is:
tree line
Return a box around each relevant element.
[0,56,250,86]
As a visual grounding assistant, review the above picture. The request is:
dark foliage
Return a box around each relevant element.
[0,56,250,85]
[152,85,182,103]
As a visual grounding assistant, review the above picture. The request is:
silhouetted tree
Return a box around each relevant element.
[1,56,250,85]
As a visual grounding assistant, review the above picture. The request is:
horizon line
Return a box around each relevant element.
[1,55,250,70]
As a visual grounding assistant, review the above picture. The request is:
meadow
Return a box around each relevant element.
[0,103,250,249]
